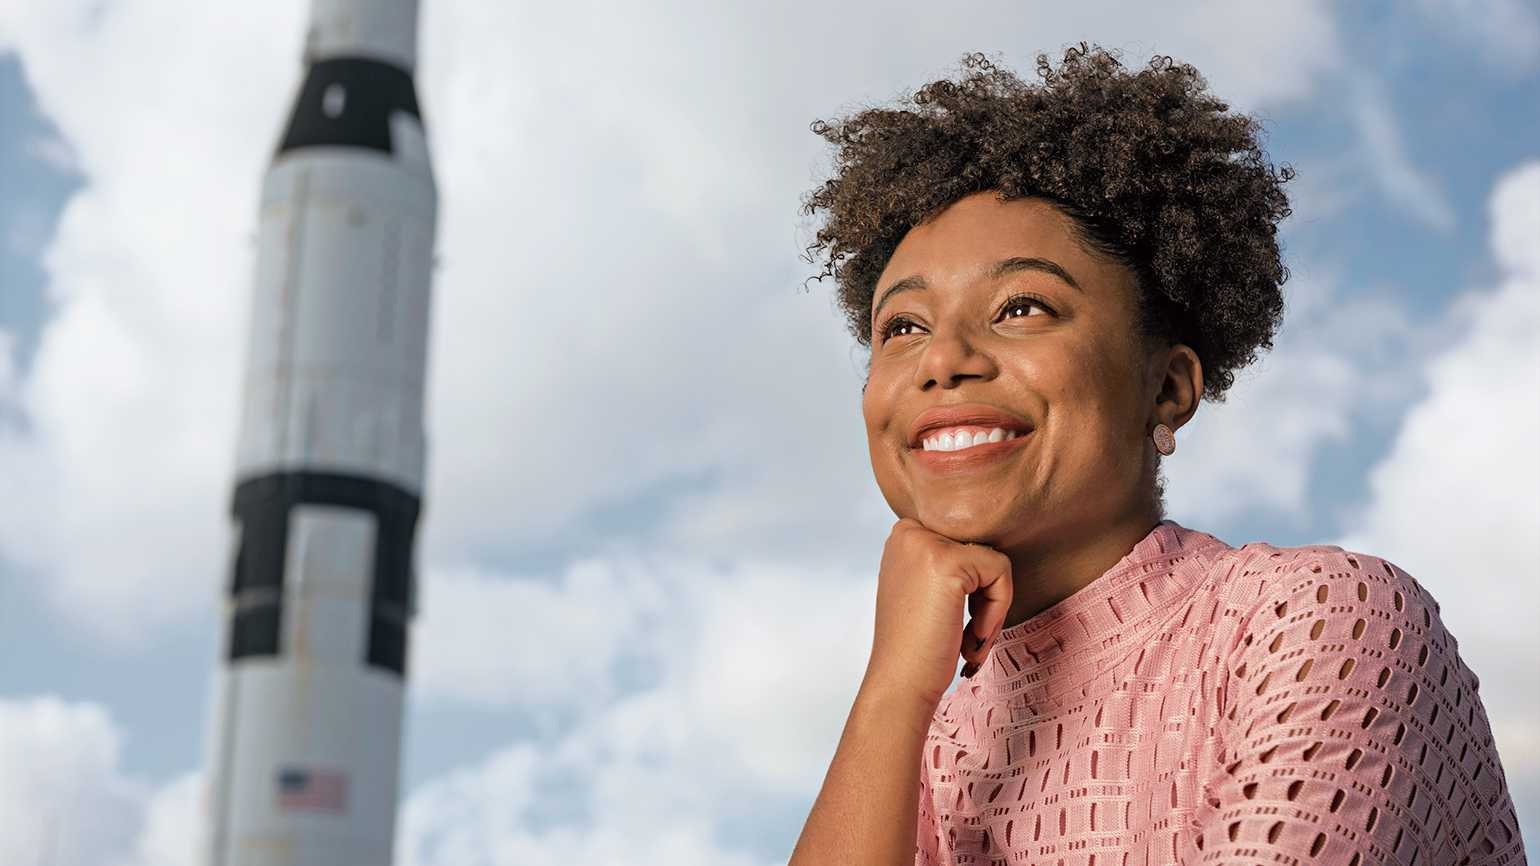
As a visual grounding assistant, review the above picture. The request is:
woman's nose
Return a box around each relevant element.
[913,330,997,389]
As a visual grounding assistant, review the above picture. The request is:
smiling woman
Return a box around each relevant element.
[787,44,1526,866]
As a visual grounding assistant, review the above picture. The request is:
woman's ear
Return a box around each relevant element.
[1151,343,1202,430]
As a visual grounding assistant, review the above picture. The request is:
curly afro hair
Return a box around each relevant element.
[800,43,1295,404]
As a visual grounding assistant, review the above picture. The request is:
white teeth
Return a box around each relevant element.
[921,427,1022,452]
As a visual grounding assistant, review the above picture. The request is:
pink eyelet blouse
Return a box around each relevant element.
[915,519,1527,865]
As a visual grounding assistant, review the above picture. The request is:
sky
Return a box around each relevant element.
[0,0,1537,863]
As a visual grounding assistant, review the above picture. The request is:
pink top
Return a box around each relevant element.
[916,519,1527,866]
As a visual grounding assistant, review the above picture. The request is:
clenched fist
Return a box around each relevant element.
[861,517,1015,713]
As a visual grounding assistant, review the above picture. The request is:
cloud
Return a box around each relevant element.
[1274,152,1362,230]
[0,328,17,406]
[0,695,197,866]
[410,555,675,709]
[0,0,1347,646]
[23,130,80,175]
[0,1,304,643]
[1330,161,1540,846]
[1415,0,1540,77]
[397,734,775,866]
[1127,0,1340,109]
[410,0,1349,570]
[413,549,882,786]
[130,771,202,866]
[0,549,885,866]
[1492,163,1540,277]
[0,696,141,864]
[402,552,882,865]
[1165,266,1434,528]
[399,743,775,866]
[1347,70,1457,232]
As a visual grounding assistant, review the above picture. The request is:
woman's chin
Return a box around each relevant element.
[914,505,1015,545]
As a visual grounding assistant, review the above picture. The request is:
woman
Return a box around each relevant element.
[788,45,1526,865]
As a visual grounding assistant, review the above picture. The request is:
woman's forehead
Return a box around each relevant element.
[881,195,1096,285]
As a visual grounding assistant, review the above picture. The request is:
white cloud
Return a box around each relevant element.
[5,202,60,261]
[413,549,883,790]
[677,559,880,793]
[399,735,776,866]
[0,328,18,407]
[1492,163,1540,277]
[1347,70,1457,233]
[397,733,775,866]
[0,695,196,866]
[1331,161,1540,843]
[1129,0,1341,109]
[1415,0,1540,77]
[0,0,1347,645]
[402,552,883,865]
[410,0,1346,559]
[0,1,303,643]
[0,696,141,865]
[129,771,202,866]
[23,131,80,175]
[1166,266,1435,528]
[1276,152,1363,230]
[410,555,673,709]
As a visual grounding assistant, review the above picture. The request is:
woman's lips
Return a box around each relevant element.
[909,429,1032,472]
[908,404,1034,447]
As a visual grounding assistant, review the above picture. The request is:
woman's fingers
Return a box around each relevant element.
[866,519,1014,706]
[959,544,1013,676]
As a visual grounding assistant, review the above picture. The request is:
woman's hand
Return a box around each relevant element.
[861,517,1015,712]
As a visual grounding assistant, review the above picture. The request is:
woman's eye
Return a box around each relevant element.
[1000,295,1054,319]
[881,316,921,340]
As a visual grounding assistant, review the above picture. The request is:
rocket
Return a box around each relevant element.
[201,0,436,862]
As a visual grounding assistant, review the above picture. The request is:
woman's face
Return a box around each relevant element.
[861,191,1171,548]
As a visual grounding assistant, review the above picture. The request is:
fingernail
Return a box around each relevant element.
[961,662,978,679]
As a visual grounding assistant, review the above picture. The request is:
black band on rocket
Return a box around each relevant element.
[277,57,422,156]
[227,470,420,676]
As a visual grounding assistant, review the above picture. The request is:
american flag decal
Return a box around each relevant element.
[276,766,349,814]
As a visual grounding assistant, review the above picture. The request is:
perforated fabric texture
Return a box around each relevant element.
[915,519,1526,866]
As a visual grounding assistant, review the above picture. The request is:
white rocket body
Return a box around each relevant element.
[201,1,435,863]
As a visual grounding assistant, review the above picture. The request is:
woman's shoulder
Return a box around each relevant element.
[1183,527,1485,695]
[1206,536,1473,700]
[1185,533,1525,863]
[1193,532,1447,646]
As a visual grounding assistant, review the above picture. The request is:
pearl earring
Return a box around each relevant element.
[1152,423,1176,456]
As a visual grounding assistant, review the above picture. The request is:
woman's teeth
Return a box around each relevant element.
[920,427,1021,452]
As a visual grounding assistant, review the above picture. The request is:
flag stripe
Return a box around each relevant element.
[276,766,349,814]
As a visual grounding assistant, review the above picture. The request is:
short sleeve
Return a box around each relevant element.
[1188,549,1526,865]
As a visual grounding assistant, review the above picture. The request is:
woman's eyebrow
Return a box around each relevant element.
[991,256,1083,292]
[872,275,928,323]
[872,256,1083,324]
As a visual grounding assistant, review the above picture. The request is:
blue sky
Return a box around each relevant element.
[0,1,1537,863]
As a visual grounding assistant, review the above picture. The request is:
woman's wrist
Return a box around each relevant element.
[854,671,942,738]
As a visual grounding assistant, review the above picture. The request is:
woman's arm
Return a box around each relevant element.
[788,675,940,866]
[790,518,1013,865]
[1187,549,1526,865]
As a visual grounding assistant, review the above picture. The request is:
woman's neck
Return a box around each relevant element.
[997,510,1165,630]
